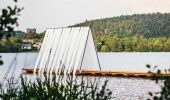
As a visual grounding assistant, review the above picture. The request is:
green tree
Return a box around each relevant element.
[153,39,163,52]
[101,45,109,52]
[0,0,22,64]
[164,38,170,51]
[122,37,132,52]
[0,36,22,52]
[0,0,22,39]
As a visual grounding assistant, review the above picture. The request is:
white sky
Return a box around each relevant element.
[1,0,170,32]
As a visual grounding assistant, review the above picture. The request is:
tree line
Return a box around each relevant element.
[94,34,170,52]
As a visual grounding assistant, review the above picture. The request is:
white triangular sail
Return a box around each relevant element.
[79,30,101,71]
[34,27,100,75]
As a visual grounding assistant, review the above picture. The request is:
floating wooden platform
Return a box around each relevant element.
[22,68,170,78]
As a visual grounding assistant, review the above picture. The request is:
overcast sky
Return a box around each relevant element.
[1,0,170,32]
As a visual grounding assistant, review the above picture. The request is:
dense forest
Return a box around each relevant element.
[73,13,170,38]
[73,13,170,52]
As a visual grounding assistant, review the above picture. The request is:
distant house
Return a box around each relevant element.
[33,42,41,49]
[26,28,36,39]
[27,28,36,34]
[21,44,32,50]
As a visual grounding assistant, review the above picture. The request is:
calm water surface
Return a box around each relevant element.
[0,52,169,99]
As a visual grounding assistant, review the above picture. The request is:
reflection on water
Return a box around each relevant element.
[0,52,169,99]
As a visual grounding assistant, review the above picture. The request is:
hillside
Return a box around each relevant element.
[73,13,170,38]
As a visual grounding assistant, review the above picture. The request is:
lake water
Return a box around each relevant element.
[0,52,170,99]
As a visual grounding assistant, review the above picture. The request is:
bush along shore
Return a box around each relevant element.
[0,75,112,100]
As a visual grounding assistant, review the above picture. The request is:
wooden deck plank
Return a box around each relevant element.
[22,68,170,78]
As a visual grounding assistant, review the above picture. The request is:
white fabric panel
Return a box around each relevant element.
[67,27,82,73]
[58,28,72,74]
[66,27,81,73]
[39,29,54,74]
[35,29,51,74]
[55,28,71,74]
[46,28,62,74]
[80,30,100,71]
[50,28,64,74]
[61,28,74,75]
[72,27,89,74]
[34,29,49,73]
